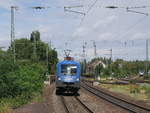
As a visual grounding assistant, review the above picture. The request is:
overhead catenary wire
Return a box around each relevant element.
[87,0,99,13]
[114,15,148,40]
[126,8,149,16]
[79,0,99,26]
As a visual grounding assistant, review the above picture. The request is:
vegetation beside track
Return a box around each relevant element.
[100,83,150,101]
[0,31,58,113]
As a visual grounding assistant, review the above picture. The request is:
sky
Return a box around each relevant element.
[0,0,150,61]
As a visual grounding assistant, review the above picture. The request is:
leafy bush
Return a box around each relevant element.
[0,63,45,107]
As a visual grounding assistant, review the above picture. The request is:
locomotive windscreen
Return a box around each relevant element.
[61,64,77,75]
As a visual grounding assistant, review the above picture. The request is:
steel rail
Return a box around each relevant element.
[81,82,150,113]
[60,96,70,113]
[74,96,94,113]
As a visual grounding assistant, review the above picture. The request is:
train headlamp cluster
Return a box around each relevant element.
[58,77,61,80]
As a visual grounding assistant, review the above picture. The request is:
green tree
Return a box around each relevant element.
[30,31,40,42]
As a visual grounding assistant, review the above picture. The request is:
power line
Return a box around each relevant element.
[114,15,148,40]
[79,0,99,25]
[87,0,99,13]
[64,8,85,15]
[127,8,149,16]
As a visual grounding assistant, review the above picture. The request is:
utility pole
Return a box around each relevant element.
[11,6,18,63]
[46,43,49,73]
[82,45,86,60]
[110,48,112,77]
[145,39,149,78]
[49,40,52,49]
[110,48,112,61]
[93,41,97,58]
[82,42,87,75]
[33,34,37,57]
[82,44,85,75]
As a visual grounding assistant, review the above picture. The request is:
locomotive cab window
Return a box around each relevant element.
[61,64,77,75]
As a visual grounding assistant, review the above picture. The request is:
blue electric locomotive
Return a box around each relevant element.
[56,57,80,94]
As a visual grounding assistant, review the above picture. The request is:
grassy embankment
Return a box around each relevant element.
[100,83,150,101]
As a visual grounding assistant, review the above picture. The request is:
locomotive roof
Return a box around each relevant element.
[57,60,80,65]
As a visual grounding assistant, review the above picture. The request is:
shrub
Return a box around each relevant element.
[0,63,45,107]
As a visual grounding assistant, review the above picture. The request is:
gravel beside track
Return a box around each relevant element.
[82,82,150,113]
[79,88,130,113]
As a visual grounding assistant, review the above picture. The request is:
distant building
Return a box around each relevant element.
[87,60,106,74]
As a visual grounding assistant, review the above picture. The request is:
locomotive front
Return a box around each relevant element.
[56,57,80,94]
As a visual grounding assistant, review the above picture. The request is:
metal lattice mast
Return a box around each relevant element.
[46,43,49,71]
[82,45,86,60]
[93,41,97,58]
[145,39,149,77]
[11,6,18,63]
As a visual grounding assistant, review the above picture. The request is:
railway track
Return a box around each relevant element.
[81,82,150,113]
[60,96,93,113]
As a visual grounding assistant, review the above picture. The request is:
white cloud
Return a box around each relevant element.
[93,15,118,29]
[73,26,91,38]
[131,32,147,40]
[97,32,112,40]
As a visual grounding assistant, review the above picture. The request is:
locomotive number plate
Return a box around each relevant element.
[65,78,72,81]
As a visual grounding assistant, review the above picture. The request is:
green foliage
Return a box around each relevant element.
[0,63,45,98]
[0,100,11,113]
[0,62,45,108]
[30,31,40,42]
[14,38,33,60]
[0,30,58,111]
[140,84,150,95]
[7,30,58,73]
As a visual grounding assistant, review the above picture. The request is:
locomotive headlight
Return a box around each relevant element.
[76,78,79,81]
[58,77,61,80]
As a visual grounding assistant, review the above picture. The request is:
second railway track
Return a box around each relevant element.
[81,81,150,113]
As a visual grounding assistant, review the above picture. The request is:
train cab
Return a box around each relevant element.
[56,57,80,94]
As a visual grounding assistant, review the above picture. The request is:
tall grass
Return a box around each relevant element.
[0,101,11,113]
